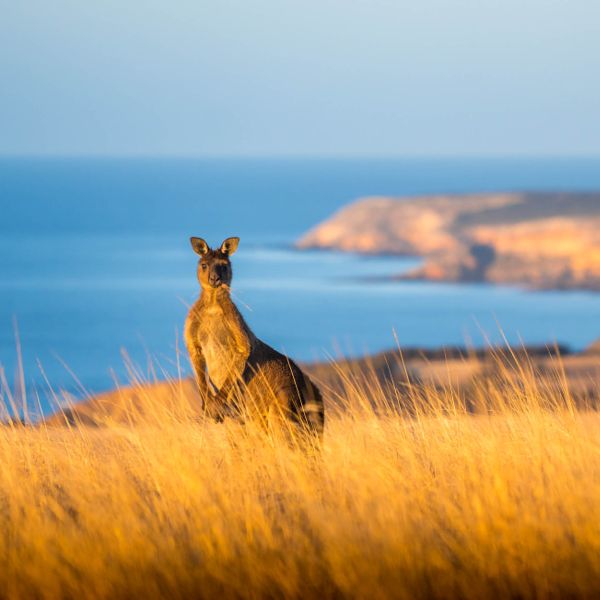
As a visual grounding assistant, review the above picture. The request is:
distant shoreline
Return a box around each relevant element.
[297,192,600,292]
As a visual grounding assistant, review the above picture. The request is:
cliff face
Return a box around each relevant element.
[297,193,600,290]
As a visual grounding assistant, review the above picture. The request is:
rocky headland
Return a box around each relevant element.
[297,192,600,290]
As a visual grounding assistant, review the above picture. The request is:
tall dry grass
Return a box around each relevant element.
[1,350,600,599]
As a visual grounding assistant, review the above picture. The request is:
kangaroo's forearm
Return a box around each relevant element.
[229,315,252,359]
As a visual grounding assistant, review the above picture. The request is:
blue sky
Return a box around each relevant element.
[1,0,599,156]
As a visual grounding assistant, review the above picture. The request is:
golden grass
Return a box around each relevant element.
[1,353,600,599]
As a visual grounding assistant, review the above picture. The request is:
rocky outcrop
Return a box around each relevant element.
[297,193,600,290]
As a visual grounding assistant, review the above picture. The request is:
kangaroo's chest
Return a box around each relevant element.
[198,308,237,389]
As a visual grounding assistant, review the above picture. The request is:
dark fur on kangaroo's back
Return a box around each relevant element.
[184,236,324,437]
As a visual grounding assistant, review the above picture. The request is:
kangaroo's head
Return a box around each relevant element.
[190,236,240,290]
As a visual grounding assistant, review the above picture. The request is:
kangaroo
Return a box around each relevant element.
[184,236,324,437]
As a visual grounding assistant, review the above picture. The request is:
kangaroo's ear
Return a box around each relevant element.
[190,237,209,255]
[220,237,240,256]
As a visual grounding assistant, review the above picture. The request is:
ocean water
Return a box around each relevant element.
[1,157,600,413]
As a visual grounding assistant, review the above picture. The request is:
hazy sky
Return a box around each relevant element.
[1,0,599,156]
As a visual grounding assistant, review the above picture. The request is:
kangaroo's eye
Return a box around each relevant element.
[201,263,207,270]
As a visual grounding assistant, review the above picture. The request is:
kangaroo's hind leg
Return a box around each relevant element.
[300,374,325,437]
[279,378,325,446]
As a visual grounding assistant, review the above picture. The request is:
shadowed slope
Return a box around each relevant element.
[42,342,600,426]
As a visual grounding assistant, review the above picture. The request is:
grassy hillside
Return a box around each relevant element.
[43,342,600,427]
[1,351,600,598]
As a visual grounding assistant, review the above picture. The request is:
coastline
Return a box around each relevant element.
[297,192,600,292]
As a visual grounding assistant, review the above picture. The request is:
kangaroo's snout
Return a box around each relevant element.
[208,265,226,287]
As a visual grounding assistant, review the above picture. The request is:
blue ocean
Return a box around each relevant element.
[1,157,600,412]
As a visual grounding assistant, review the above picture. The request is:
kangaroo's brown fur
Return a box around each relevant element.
[184,236,324,436]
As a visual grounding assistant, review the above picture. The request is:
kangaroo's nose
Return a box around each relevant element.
[209,270,222,286]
